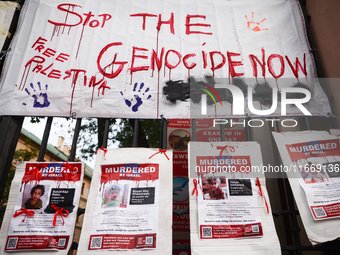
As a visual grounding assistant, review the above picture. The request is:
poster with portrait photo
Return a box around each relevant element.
[189,142,281,255]
[273,131,340,244]
[273,132,340,220]
[0,161,83,254]
[78,148,172,254]
[87,163,159,250]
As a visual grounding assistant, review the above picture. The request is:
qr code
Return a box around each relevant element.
[90,237,102,249]
[202,227,212,238]
[145,236,154,245]
[7,237,18,249]
[58,238,66,247]
[251,225,260,233]
[313,207,327,218]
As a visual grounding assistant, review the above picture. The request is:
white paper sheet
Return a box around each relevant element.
[0,161,84,254]
[272,131,340,244]
[77,148,172,254]
[189,141,281,254]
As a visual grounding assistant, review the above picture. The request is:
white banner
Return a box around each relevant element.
[0,162,84,254]
[272,131,340,244]
[77,148,172,254]
[0,0,331,118]
[189,141,281,254]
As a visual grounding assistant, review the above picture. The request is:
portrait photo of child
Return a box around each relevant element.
[102,183,129,208]
[22,184,49,210]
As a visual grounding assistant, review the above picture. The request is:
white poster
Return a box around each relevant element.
[0,0,331,118]
[0,162,84,253]
[189,142,281,254]
[272,131,340,244]
[89,163,159,250]
[77,148,172,254]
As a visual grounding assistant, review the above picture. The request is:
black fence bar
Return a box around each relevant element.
[301,117,310,131]
[37,117,53,162]
[0,116,24,201]
[191,119,196,142]
[133,119,139,147]
[219,121,225,141]
[245,117,253,141]
[102,118,110,148]
[160,116,167,149]
[68,118,82,162]
[285,178,302,255]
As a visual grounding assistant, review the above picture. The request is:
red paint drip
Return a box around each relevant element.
[62,5,71,34]
[69,73,77,116]
[305,75,309,86]
[18,63,31,91]
[91,86,95,107]
[20,182,25,193]
[275,78,279,91]
[57,25,61,37]
[76,25,85,59]
[156,31,160,118]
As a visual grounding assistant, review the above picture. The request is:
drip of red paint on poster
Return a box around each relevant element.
[62,161,79,185]
[25,167,41,185]
[20,183,25,192]
[13,209,35,222]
